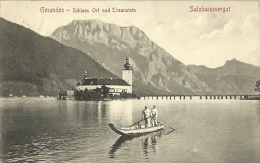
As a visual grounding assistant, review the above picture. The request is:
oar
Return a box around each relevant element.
[157,120,175,130]
[129,116,151,127]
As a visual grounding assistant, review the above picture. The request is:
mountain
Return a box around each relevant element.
[51,19,212,95]
[187,59,260,94]
[0,18,119,96]
[1,18,257,96]
[188,59,259,77]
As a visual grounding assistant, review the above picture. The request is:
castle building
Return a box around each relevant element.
[76,57,133,94]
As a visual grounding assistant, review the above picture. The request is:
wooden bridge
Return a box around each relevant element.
[139,95,260,100]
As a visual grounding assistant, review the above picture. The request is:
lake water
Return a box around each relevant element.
[0,98,259,162]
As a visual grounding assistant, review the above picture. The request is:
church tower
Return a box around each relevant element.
[122,57,133,89]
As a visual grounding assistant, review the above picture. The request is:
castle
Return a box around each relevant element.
[75,57,133,95]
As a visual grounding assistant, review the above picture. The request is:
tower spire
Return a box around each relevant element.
[124,57,131,70]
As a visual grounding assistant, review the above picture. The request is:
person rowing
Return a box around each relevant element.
[142,106,152,128]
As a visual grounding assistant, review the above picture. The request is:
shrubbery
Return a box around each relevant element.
[74,85,136,100]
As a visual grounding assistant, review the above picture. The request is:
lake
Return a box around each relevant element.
[0,98,259,162]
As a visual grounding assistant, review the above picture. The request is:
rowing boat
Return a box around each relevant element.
[108,123,164,136]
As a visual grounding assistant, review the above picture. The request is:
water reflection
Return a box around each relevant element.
[142,133,160,152]
[0,98,135,162]
[109,136,135,159]
[1,99,259,162]
[109,131,162,159]
[0,99,72,162]
[109,100,133,126]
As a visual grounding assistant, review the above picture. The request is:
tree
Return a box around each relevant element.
[101,85,110,99]
[255,80,260,92]
[83,88,90,100]
[74,89,84,100]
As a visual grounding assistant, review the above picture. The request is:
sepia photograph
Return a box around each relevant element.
[0,0,259,162]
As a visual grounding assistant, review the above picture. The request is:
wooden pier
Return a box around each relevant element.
[139,95,260,100]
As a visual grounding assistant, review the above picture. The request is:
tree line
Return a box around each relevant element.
[74,85,136,100]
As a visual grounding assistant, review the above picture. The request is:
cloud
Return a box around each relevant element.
[159,12,260,67]
[200,18,241,40]
[242,14,259,35]
[171,13,229,40]
[200,29,221,40]
[223,19,241,33]
[200,14,259,40]
[1,1,258,67]
[190,13,227,33]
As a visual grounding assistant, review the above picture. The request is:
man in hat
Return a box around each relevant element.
[151,105,158,126]
[142,106,152,128]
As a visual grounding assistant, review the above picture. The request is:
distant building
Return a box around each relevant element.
[76,57,133,94]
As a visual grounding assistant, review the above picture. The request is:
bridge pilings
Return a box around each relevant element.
[139,95,255,100]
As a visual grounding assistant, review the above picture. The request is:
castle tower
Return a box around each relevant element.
[122,57,132,93]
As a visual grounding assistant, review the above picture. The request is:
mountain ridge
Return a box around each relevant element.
[51,19,260,95]
[51,19,212,95]
[187,58,260,77]
[187,59,260,95]
[1,17,259,96]
[0,17,120,96]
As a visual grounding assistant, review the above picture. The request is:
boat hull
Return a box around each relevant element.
[109,123,164,136]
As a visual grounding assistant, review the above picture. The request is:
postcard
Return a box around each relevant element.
[0,1,259,162]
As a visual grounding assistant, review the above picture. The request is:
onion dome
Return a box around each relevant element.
[124,57,131,70]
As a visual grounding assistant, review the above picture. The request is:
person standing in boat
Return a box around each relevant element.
[151,105,158,126]
[142,106,152,128]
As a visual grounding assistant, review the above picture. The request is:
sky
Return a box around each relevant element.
[0,1,259,68]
